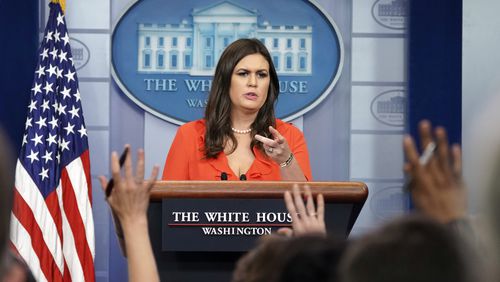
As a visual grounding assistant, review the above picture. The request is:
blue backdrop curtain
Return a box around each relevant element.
[408,0,462,145]
[0,0,39,151]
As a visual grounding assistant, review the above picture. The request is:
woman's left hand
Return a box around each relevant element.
[255,126,292,164]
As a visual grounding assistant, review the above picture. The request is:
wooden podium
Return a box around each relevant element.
[147,181,367,282]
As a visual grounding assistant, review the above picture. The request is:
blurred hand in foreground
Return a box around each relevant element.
[403,120,466,223]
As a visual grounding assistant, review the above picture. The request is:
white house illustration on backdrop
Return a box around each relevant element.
[137,1,313,76]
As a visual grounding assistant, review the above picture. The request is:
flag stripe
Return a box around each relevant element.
[55,183,85,282]
[45,188,64,245]
[63,260,72,282]
[65,153,95,257]
[14,161,64,272]
[61,168,95,282]
[80,150,93,203]
[12,190,63,282]
[10,215,48,282]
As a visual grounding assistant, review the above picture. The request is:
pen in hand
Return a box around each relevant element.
[418,141,436,166]
[105,146,129,198]
[404,141,436,191]
[104,146,130,256]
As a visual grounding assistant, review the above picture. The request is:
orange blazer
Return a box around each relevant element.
[162,119,312,181]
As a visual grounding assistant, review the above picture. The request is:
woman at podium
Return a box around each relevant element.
[162,39,312,181]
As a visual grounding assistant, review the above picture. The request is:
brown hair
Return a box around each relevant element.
[204,38,279,158]
[339,215,472,282]
[232,235,289,282]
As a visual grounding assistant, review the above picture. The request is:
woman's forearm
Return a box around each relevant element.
[122,216,160,282]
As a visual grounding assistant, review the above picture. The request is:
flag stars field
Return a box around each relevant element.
[35,117,47,129]
[39,168,49,181]
[46,133,57,146]
[57,12,64,26]
[41,100,50,112]
[49,48,58,60]
[58,50,67,63]
[56,67,63,79]
[74,89,81,102]
[48,117,58,129]
[43,81,53,94]
[44,31,53,42]
[61,33,70,46]
[35,66,45,78]
[42,150,53,164]
[68,106,79,119]
[54,30,61,43]
[28,100,37,112]
[64,122,74,136]
[64,70,74,82]
[40,48,49,60]
[78,125,87,138]
[60,86,71,99]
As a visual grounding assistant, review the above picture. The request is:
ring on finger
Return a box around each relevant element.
[267,147,274,153]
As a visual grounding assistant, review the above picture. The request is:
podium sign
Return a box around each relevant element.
[162,198,355,252]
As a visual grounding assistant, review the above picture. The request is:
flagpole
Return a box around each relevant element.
[50,0,65,13]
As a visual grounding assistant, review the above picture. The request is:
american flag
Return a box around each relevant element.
[10,2,95,281]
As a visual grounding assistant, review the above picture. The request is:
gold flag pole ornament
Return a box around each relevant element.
[50,0,65,13]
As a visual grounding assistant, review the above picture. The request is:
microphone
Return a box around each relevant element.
[221,172,228,180]
[239,174,247,181]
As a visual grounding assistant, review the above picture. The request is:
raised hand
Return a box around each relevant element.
[278,184,326,237]
[99,145,160,282]
[99,146,159,224]
[403,120,465,223]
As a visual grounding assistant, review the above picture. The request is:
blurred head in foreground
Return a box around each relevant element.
[232,234,346,282]
[339,215,472,282]
[0,127,15,278]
